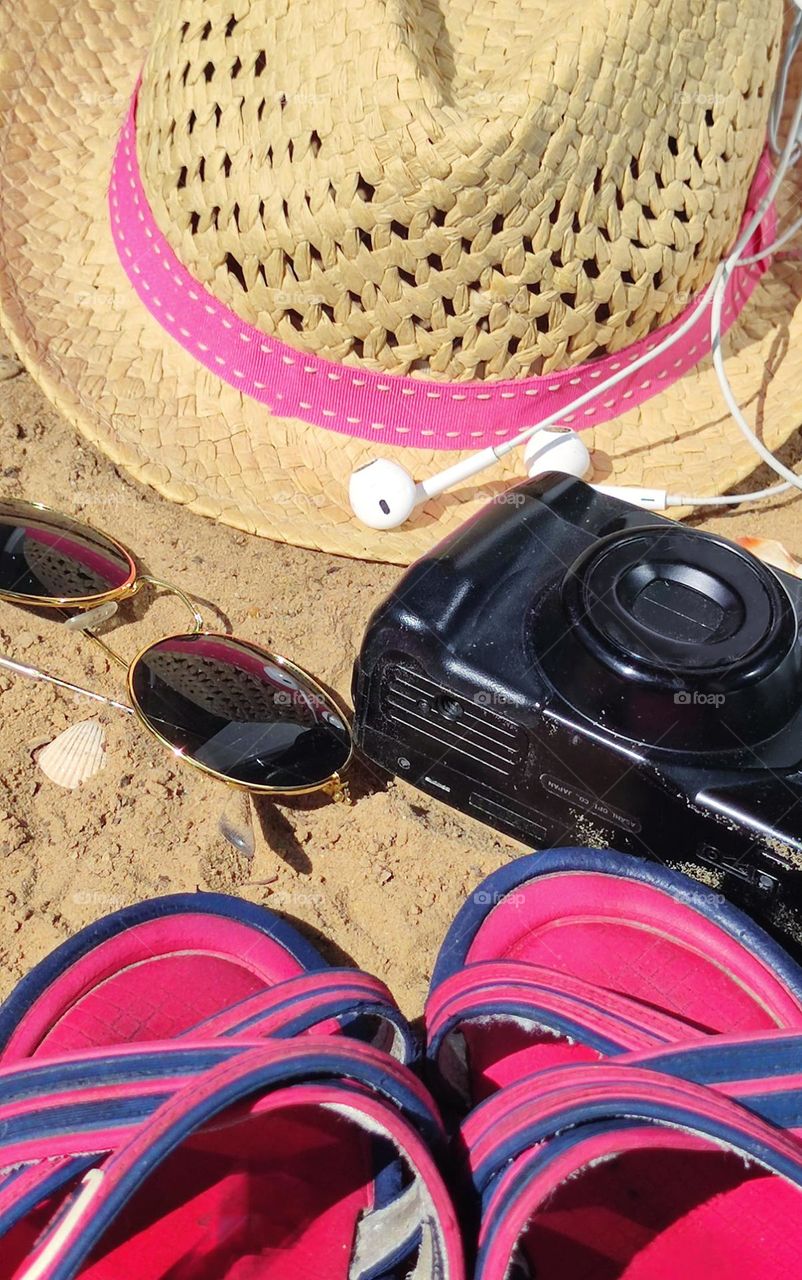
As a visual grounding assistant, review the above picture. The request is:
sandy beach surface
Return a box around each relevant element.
[1,323,800,1018]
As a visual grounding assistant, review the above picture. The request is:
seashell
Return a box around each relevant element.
[736,535,802,579]
[0,354,23,381]
[37,720,106,790]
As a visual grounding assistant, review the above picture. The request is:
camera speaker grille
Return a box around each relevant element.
[382,665,524,778]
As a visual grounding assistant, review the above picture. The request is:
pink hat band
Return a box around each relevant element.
[110,91,776,453]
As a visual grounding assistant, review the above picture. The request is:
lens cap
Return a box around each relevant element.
[540,526,800,750]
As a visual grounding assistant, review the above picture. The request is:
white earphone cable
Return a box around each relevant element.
[426,70,802,500]
[668,481,793,507]
[739,208,802,265]
[665,54,802,508]
[704,62,802,498]
[413,266,730,503]
[769,14,802,160]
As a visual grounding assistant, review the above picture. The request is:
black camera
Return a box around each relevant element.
[353,474,802,949]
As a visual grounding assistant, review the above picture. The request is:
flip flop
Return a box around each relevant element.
[467,1065,802,1280]
[0,1036,447,1247]
[0,894,415,1254]
[427,848,802,1105]
[5,1040,465,1280]
[0,893,413,1064]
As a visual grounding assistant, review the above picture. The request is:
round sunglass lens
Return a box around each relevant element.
[130,634,352,790]
[0,501,135,604]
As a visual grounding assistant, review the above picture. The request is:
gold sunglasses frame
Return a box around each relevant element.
[0,498,353,801]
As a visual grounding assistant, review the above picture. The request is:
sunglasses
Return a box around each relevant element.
[0,499,353,852]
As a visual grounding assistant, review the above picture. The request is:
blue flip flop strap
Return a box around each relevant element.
[0,1040,442,1241]
[187,967,415,1061]
[626,1031,802,1130]
[429,1000,648,1066]
[470,1065,802,1195]
[0,1040,441,1155]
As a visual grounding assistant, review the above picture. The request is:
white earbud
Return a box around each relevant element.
[522,427,591,480]
[348,458,423,530]
[350,428,596,530]
[349,427,683,528]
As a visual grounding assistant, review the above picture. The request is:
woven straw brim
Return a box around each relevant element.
[0,0,801,565]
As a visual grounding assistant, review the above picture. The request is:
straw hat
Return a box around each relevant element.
[0,0,799,564]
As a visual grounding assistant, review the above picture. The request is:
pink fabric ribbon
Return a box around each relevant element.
[110,91,776,451]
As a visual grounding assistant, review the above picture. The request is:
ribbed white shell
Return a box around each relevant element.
[37,719,106,790]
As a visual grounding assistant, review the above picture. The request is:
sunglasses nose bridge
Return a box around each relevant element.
[72,576,205,673]
[136,574,205,633]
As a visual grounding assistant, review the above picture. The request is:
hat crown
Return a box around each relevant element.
[137,0,782,381]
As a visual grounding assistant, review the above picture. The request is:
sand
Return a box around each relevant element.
[0,322,800,1019]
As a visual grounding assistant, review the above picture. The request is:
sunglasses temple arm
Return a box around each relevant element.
[0,653,135,716]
